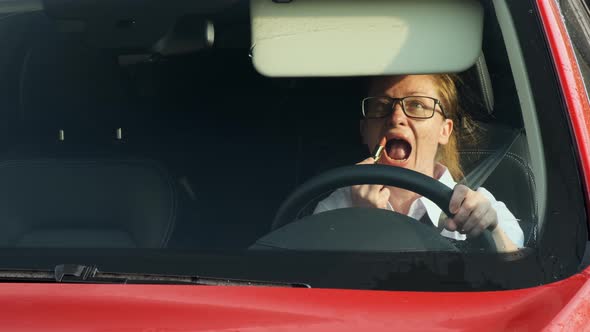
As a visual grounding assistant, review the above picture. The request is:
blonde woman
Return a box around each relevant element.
[314,75,524,251]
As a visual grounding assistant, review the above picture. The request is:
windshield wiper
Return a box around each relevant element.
[0,264,310,288]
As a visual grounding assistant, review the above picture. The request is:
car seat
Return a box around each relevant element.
[0,12,178,248]
[459,54,537,246]
[0,159,177,248]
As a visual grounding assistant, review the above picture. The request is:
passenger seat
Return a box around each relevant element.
[0,159,177,248]
[0,13,178,248]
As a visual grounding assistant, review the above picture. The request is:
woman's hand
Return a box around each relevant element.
[350,158,391,209]
[444,184,498,237]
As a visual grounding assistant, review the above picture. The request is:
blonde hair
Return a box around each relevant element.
[431,74,478,181]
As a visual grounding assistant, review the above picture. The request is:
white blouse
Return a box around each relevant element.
[313,164,525,247]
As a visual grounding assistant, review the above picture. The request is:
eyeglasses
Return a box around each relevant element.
[361,96,447,119]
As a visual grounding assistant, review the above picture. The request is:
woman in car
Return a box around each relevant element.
[314,74,524,251]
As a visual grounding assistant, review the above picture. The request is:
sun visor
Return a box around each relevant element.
[250,0,484,77]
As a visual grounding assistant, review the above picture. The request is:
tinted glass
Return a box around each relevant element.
[0,0,584,291]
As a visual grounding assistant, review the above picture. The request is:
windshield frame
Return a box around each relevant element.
[0,0,584,291]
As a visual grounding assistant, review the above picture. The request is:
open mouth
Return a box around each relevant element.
[385,138,412,162]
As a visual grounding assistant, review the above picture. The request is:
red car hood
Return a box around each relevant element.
[1,267,589,332]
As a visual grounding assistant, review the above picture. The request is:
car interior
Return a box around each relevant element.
[0,0,539,251]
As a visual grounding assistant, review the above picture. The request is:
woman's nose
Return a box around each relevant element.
[388,102,407,126]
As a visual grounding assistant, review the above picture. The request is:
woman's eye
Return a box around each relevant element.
[408,101,425,109]
[376,102,389,112]
[369,101,389,115]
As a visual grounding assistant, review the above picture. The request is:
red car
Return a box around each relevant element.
[0,0,589,331]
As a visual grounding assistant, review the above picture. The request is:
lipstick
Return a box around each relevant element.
[372,137,387,163]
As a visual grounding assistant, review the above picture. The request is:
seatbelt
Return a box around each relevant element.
[461,129,523,189]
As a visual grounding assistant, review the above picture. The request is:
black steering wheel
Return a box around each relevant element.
[255,165,495,252]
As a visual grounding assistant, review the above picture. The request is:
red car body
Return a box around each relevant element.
[0,276,588,331]
[0,0,589,331]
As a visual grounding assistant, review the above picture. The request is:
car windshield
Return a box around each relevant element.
[0,0,586,291]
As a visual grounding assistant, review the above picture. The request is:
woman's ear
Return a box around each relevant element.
[438,119,453,145]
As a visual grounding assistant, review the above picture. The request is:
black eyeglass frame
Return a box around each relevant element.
[361,96,447,119]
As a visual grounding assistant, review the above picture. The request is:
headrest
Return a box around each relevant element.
[474,53,494,113]
[0,159,177,248]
